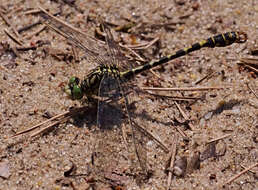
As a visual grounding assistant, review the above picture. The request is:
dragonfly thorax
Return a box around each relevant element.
[65,65,121,100]
[82,64,121,94]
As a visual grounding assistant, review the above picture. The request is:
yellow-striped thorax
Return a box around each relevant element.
[65,65,121,100]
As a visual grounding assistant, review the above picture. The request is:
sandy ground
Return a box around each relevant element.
[0,0,257,189]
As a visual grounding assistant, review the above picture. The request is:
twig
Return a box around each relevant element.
[240,164,257,174]
[24,9,42,15]
[30,116,70,137]
[122,41,151,49]
[134,122,169,153]
[150,69,161,79]
[246,83,258,99]
[0,10,11,25]
[239,57,258,65]
[221,162,258,187]
[7,7,23,16]
[16,46,37,51]
[22,25,46,40]
[11,106,92,138]
[142,37,159,49]
[173,125,189,140]
[18,20,42,33]
[142,86,228,91]
[238,58,258,74]
[242,64,258,74]
[145,91,200,101]
[121,37,159,50]
[119,43,146,62]
[167,134,178,190]
[207,134,231,144]
[174,101,194,130]
[71,44,79,62]
[194,70,216,85]
[0,10,20,37]
[165,112,189,140]
[11,110,70,138]
[4,29,23,46]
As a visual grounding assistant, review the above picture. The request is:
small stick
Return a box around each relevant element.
[22,25,46,40]
[30,116,71,137]
[18,20,42,33]
[11,111,70,138]
[4,29,23,46]
[0,10,11,25]
[239,57,258,65]
[240,164,257,174]
[145,92,200,101]
[174,101,194,130]
[150,69,161,79]
[0,10,20,37]
[167,134,178,190]
[121,37,159,50]
[134,122,169,153]
[71,44,79,62]
[142,86,228,91]
[173,125,189,140]
[8,7,23,16]
[207,134,231,144]
[238,58,258,73]
[119,43,146,62]
[246,83,258,99]
[24,9,42,15]
[194,70,216,85]
[242,64,258,74]
[121,124,129,150]
[16,46,37,51]
[221,162,258,187]
[122,41,150,49]
[11,106,91,138]
[142,37,159,49]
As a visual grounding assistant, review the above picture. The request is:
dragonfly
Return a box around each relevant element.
[39,6,247,183]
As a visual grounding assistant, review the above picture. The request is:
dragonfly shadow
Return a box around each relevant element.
[71,103,126,131]
[128,100,172,127]
[69,99,168,133]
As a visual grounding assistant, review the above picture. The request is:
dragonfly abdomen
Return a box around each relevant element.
[121,31,247,80]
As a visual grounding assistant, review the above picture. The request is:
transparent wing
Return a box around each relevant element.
[97,74,123,128]
[94,74,148,180]
[39,7,109,67]
[93,74,128,178]
[121,81,148,176]
[101,22,132,71]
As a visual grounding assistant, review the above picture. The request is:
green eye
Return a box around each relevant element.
[69,76,79,86]
[65,77,83,100]
[72,85,83,99]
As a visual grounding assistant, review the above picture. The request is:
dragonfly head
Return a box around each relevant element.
[65,77,83,100]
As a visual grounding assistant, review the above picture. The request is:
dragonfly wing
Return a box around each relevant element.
[94,73,148,181]
[101,22,132,71]
[97,74,123,128]
[120,81,148,176]
[93,74,129,179]
[39,7,109,67]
